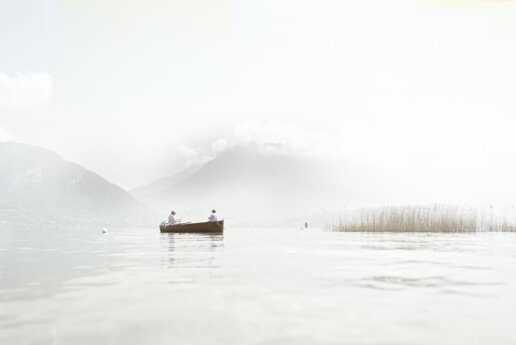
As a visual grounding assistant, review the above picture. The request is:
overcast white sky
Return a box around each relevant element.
[1,0,516,204]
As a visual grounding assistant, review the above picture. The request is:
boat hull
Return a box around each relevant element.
[159,220,224,233]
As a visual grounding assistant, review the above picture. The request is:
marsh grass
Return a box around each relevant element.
[334,205,516,232]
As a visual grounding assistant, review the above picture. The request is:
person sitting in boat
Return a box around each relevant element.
[208,209,217,222]
[168,210,179,225]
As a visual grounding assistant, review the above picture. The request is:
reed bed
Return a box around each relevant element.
[333,205,516,232]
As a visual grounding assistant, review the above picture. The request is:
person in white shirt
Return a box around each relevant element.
[168,210,178,225]
[208,209,217,222]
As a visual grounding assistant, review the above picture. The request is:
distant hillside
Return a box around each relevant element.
[130,146,355,224]
[0,142,154,226]
[130,163,201,201]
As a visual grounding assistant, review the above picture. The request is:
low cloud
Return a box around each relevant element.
[213,120,345,159]
[173,144,213,167]
[170,122,342,173]
[0,73,53,111]
[210,120,391,163]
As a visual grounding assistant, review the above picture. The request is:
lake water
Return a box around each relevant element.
[1,226,516,345]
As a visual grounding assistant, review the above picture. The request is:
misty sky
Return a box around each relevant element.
[1,0,516,204]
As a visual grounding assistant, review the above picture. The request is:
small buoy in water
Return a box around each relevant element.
[102,228,108,234]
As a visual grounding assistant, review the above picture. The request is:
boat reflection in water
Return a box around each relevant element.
[160,230,224,270]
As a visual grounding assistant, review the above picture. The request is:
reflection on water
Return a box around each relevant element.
[162,233,224,268]
[1,226,516,345]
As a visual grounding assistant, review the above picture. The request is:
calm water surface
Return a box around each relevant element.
[1,226,515,345]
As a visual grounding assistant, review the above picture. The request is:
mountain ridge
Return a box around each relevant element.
[130,146,352,224]
[0,141,154,226]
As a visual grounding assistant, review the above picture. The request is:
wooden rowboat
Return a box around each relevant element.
[159,220,224,233]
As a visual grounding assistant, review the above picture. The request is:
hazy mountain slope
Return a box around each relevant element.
[0,142,153,225]
[130,164,201,200]
[130,147,355,224]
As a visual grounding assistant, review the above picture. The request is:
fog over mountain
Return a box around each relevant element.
[130,145,367,225]
[0,142,153,226]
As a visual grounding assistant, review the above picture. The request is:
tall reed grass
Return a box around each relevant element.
[333,205,516,232]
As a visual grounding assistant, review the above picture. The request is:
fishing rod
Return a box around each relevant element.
[178,208,194,223]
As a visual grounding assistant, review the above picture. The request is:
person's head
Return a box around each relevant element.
[211,209,216,213]
[171,210,176,215]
